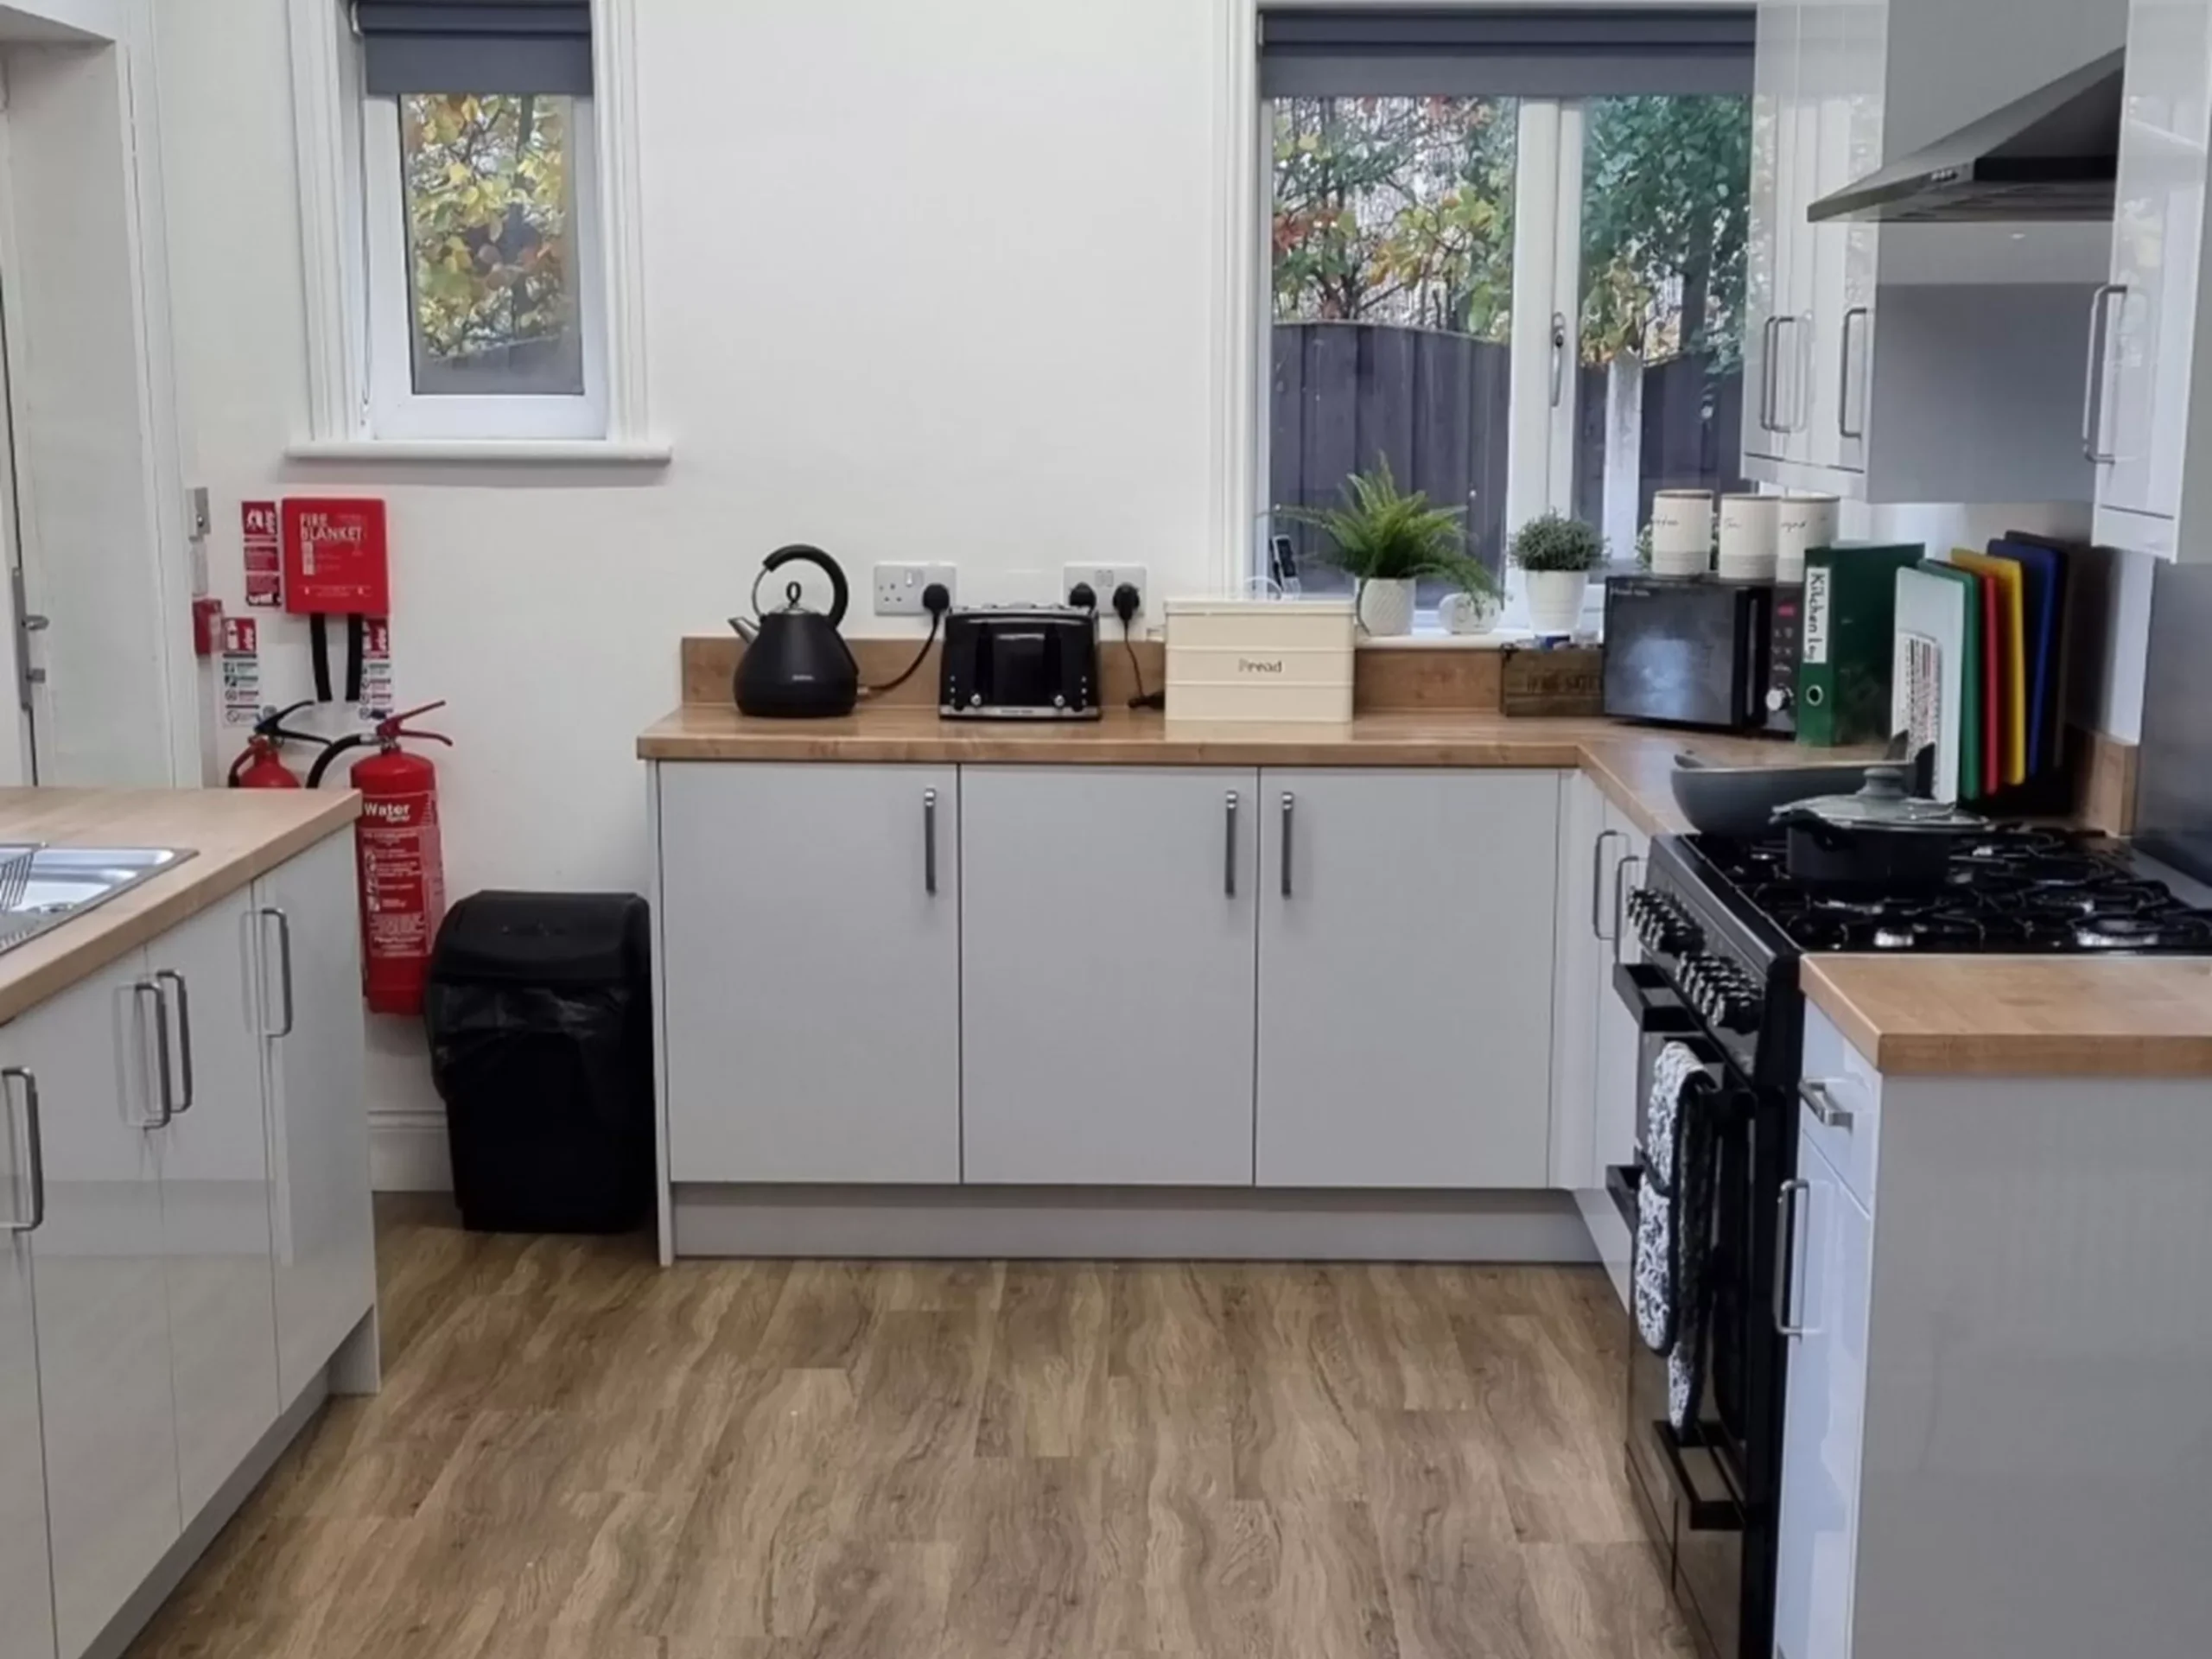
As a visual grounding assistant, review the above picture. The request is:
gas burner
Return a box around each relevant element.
[2075,914,2212,951]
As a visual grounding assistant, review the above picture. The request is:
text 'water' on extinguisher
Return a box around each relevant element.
[308,701,453,1016]
[226,701,332,789]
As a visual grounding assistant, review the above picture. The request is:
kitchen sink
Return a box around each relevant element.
[0,846,197,956]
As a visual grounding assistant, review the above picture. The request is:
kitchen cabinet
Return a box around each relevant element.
[253,829,376,1408]
[1745,0,2118,502]
[2090,0,2210,560]
[12,950,181,1658]
[963,767,1259,1185]
[1548,772,1607,1189]
[1591,799,1651,1186]
[1256,770,1557,1189]
[0,1084,54,1659]
[146,888,280,1518]
[658,763,961,1183]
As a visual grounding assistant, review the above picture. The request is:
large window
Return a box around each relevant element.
[1258,10,1754,625]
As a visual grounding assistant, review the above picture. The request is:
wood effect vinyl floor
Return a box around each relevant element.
[127,1197,1699,1659]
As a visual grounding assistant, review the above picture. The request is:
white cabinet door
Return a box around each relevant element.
[1590,803,1651,1185]
[659,764,961,1183]
[1746,2,1801,465]
[2094,0,2210,557]
[1257,770,1558,1189]
[256,830,376,1405]
[148,888,279,1518]
[963,767,1259,1185]
[1550,773,1608,1189]
[14,951,181,1658]
[0,1080,54,1659]
[1803,0,1885,474]
[1772,1122,1872,1659]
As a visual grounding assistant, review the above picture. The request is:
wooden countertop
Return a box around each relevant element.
[0,788,359,1025]
[1803,956,2212,1079]
[637,705,1836,838]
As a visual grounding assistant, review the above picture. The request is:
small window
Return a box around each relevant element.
[355,3,604,440]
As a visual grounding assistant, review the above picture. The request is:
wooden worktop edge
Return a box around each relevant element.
[0,794,361,1027]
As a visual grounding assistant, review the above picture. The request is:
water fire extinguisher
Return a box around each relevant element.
[226,701,331,789]
[308,701,453,1015]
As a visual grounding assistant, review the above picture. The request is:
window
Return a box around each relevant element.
[1255,10,1754,627]
[353,1,606,441]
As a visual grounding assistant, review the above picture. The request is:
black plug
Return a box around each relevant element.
[1068,581,1097,613]
[1112,582,1141,627]
[922,582,951,618]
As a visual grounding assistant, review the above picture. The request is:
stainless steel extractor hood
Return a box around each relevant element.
[1808,48,2123,224]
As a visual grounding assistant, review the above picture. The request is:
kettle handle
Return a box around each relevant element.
[760,543,849,630]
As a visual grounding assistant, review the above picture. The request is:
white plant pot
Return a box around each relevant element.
[1357,577,1417,638]
[1523,569,1590,637]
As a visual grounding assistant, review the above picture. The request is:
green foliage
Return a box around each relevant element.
[1510,512,1606,574]
[403,93,573,363]
[1278,461,1500,596]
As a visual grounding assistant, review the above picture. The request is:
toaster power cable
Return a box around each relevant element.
[857,582,952,700]
[1114,582,1163,710]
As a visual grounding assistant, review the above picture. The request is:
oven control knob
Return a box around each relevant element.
[1717,992,1759,1032]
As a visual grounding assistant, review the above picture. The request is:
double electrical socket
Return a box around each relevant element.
[1061,563,1149,618]
[872,563,959,617]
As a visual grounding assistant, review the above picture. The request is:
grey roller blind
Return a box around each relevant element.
[357,1,593,97]
[1259,8,1754,99]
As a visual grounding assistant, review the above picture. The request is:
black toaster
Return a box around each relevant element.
[938,607,1101,720]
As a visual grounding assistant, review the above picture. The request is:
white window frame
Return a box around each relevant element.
[360,92,608,441]
[283,0,665,463]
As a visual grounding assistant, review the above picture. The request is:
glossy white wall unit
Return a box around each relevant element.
[1745,0,2124,502]
[1775,1002,2212,1658]
[2091,0,2211,560]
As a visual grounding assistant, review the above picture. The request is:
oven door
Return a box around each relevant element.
[1616,963,1758,1659]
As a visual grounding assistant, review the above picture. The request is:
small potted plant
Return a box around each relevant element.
[1510,512,1605,638]
[1279,461,1497,638]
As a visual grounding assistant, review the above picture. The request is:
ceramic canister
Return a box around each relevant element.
[1717,493,1780,582]
[1775,493,1841,583]
[1649,490,1713,577]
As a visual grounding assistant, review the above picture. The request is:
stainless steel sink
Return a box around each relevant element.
[0,847,197,955]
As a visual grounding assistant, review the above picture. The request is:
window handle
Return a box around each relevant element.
[1549,313,1567,408]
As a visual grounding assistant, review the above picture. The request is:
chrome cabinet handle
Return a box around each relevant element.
[1590,829,1623,941]
[155,969,194,1115]
[1772,315,1807,433]
[1798,1078,1855,1131]
[1774,1178,1810,1337]
[1838,306,1869,440]
[1760,316,1783,431]
[1549,312,1567,408]
[136,982,175,1128]
[2083,283,2125,463]
[1279,792,1296,899]
[1223,791,1239,898]
[1611,854,1642,965]
[261,907,296,1039]
[0,1068,41,1233]
[923,788,939,896]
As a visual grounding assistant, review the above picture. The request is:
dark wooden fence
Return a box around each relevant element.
[1269,321,1743,582]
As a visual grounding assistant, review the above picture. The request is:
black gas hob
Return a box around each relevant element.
[1681,828,2212,956]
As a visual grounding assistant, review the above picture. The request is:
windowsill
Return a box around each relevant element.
[284,437,674,466]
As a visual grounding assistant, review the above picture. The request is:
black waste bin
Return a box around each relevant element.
[426,891,653,1233]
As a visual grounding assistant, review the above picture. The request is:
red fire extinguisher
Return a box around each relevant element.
[308,701,453,1015]
[226,701,330,789]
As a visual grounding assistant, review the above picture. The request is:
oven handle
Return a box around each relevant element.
[1647,1421,1745,1533]
[1611,962,1700,1036]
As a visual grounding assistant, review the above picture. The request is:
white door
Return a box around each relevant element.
[0,1069,54,1659]
[659,763,962,1184]
[149,888,280,1516]
[13,949,182,1657]
[0,40,191,785]
[1745,2,1801,465]
[963,766,1259,1185]
[256,830,376,1404]
[1257,770,1558,1189]
[2093,2,2210,557]
[1591,804,1651,1184]
[1549,772,1608,1189]
[1771,1124,1872,1659]
[1802,0,1884,475]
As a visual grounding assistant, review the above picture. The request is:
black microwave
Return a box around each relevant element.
[1602,576,1773,732]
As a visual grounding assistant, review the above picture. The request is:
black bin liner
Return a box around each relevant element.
[426,891,653,1234]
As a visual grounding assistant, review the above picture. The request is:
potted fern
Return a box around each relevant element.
[1510,512,1605,637]
[1278,462,1497,638]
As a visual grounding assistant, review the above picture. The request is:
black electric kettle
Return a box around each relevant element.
[731,545,860,718]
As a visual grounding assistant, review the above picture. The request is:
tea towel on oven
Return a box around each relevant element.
[1631,1040,1720,1435]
